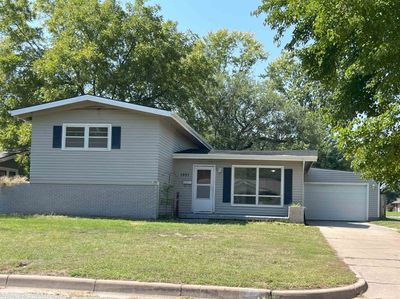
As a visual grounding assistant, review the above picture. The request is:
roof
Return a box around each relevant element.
[9,95,211,150]
[177,149,317,156]
[0,150,26,163]
[173,149,318,162]
[392,200,400,205]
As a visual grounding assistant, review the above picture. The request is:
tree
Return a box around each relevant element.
[186,31,325,151]
[265,52,324,111]
[265,53,351,170]
[0,0,43,152]
[0,0,204,155]
[35,0,200,109]
[255,0,400,189]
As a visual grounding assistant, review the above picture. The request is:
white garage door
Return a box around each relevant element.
[304,183,368,221]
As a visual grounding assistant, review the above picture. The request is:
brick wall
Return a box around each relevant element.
[0,183,159,219]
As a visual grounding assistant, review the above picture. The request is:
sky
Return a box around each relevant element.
[146,0,289,76]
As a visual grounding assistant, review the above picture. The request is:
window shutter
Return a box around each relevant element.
[284,169,293,205]
[223,167,232,203]
[53,126,62,148]
[111,126,121,149]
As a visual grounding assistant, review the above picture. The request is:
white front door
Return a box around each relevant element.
[192,165,215,213]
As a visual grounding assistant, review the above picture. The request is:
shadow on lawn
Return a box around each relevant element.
[155,216,252,225]
[307,220,371,229]
[0,213,252,226]
[379,217,400,222]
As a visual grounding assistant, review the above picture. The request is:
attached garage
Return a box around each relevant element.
[304,183,368,221]
[304,168,380,221]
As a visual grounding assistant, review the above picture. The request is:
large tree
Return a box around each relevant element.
[255,0,400,189]
[187,31,325,151]
[265,53,351,170]
[0,0,204,152]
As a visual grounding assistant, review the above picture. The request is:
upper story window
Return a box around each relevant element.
[231,166,284,207]
[62,124,111,150]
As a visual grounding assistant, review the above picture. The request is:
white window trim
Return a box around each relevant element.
[62,123,112,151]
[231,165,284,208]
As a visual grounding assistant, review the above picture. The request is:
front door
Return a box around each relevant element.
[192,165,215,213]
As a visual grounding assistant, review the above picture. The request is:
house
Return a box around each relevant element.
[0,151,24,177]
[391,199,400,212]
[3,95,380,221]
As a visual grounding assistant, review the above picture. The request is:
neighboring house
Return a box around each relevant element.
[4,95,380,221]
[0,151,24,177]
[391,199,400,212]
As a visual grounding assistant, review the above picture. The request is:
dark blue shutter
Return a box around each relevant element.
[111,127,121,149]
[284,169,293,205]
[52,126,62,148]
[223,167,232,203]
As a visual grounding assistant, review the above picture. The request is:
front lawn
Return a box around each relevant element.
[0,215,355,290]
[372,217,400,230]
[386,211,400,217]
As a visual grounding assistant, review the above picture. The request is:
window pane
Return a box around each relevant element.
[197,169,211,184]
[89,138,108,148]
[0,170,6,177]
[197,186,210,199]
[234,196,256,205]
[9,171,16,177]
[234,168,256,195]
[66,127,84,137]
[259,168,281,196]
[259,196,281,206]
[89,127,108,137]
[65,137,84,148]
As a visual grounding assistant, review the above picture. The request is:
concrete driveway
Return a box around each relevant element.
[310,221,400,299]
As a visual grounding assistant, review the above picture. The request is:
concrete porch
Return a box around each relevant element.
[179,213,289,221]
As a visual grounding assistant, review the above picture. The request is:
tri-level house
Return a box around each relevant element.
[4,95,380,221]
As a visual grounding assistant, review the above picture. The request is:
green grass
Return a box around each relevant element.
[0,215,355,290]
[372,217,400,230]
[386,211,400,217]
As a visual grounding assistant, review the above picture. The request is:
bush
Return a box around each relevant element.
[0,176,28,188]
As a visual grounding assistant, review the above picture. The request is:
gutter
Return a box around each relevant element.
[173,153,318,162]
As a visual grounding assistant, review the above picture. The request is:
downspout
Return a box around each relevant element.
[378,182,381,218]
[302,160,305,206]
[155,180,160,220]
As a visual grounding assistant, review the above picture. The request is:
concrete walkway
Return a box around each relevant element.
[310,221,400,299]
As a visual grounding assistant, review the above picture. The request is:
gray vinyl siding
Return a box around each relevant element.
[158,120,198,185]
[31,109,162,184]
[174,159,304,217]
[158,120,198,215]
[30,108,198,218]
[305,168,380,219]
